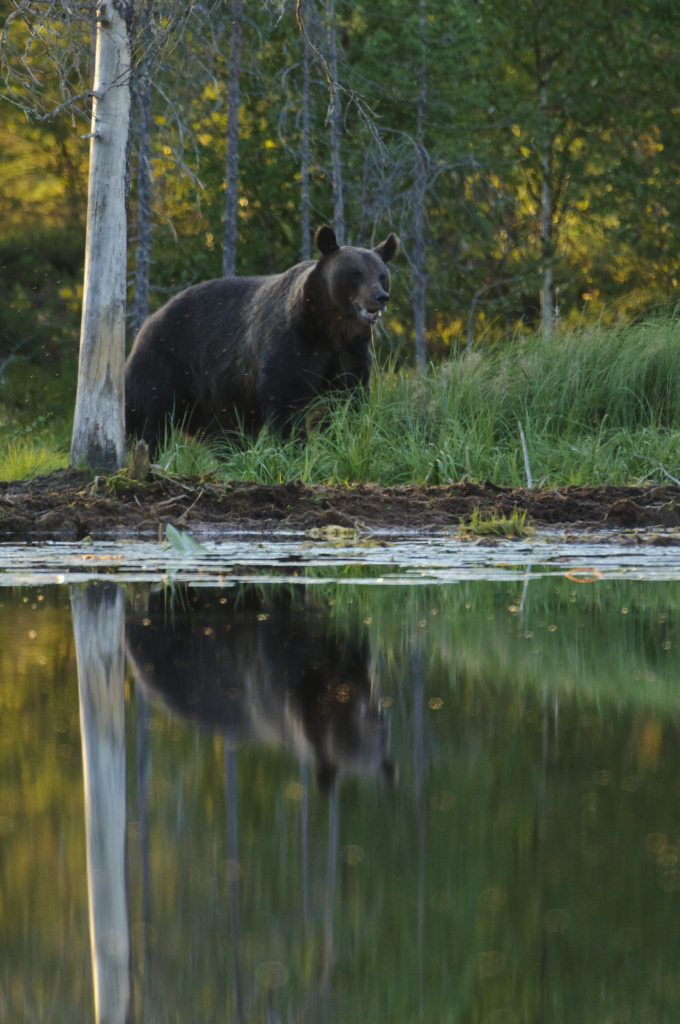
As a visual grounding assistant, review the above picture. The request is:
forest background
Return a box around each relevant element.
[0,0,679,485]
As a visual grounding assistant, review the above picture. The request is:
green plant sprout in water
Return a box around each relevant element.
[164,522,208,555]
[459,507,532,538]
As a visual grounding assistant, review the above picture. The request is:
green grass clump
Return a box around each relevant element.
[459,507,531,538]
[0,437,68,482]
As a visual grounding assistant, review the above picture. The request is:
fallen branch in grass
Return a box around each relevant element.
[633,454,680,488]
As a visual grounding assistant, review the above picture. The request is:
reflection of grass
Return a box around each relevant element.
[303,576,680,717]
[459,507,531,538]
[0,437,67,481]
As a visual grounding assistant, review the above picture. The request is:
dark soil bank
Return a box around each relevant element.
[2,469,680,541]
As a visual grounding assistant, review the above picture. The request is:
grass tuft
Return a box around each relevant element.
[0,437,68,482]
[459,507,532,538]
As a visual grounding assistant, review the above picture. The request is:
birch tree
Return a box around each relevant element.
[223,0,244,276]
[70,0,134,470]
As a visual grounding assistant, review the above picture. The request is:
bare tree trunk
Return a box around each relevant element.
[300,0,312,261]
[71,0,133,471]
[132,0,153,338]
[73,583,129,1024]
[326,0,344,244]
[412,0,427,374]
[223,0,243,277]
[225,744,245,1024]
[539,66,554,335]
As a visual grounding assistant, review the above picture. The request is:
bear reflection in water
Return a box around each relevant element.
[126,586,395,791]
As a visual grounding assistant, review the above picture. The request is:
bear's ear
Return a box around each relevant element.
[374,233,400,264]
[315,225,340,257]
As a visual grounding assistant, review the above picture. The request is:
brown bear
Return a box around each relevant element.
[125,225,399,450]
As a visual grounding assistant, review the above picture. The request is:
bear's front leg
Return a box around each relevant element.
[258,340,329,441]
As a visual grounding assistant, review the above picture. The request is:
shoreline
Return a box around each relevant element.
[1,469,680,542]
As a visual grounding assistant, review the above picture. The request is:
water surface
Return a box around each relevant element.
[2,570,680,1023]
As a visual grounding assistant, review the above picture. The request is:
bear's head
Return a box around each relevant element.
[315,225,399,326]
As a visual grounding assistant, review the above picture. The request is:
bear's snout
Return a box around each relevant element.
[357,286,389,324]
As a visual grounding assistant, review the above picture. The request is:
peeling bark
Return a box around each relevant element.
[71,0,133,471]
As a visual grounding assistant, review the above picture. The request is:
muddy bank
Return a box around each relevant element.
[1,468,680,541]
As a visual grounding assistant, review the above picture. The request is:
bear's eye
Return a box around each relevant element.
[350,268,363,281]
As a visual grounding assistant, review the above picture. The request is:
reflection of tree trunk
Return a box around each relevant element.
[326,0,344,244]
[70,0,133,471]
[223,0,243,277]
[73,583,130,1024]
[322,779,339,992]
[536,689,549,1024]
[136,687,152,1015]
[300,0,312,262]
[132,0,153,339]
[225,743,245,1024]
[412,0,427,375]
[412,650,425,1024]
[300,757,309,926]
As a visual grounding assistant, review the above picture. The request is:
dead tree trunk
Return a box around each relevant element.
[73,583,129,1024]
[70,0,133,471]
[132,0,153,338]
[223,0,243,277]
[538,55,554,335]
[300,0,312,262]
[326,0,344,244]
[412,0,428,374]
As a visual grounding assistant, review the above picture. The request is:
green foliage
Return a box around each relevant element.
[1,0,680,396]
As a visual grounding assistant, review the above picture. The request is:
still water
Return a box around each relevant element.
[2,569,680,1023]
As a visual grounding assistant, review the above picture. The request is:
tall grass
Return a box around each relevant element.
[2,316,680,486]
[156,315,680,488]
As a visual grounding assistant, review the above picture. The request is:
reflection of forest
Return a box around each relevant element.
[2,579,680,1022]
